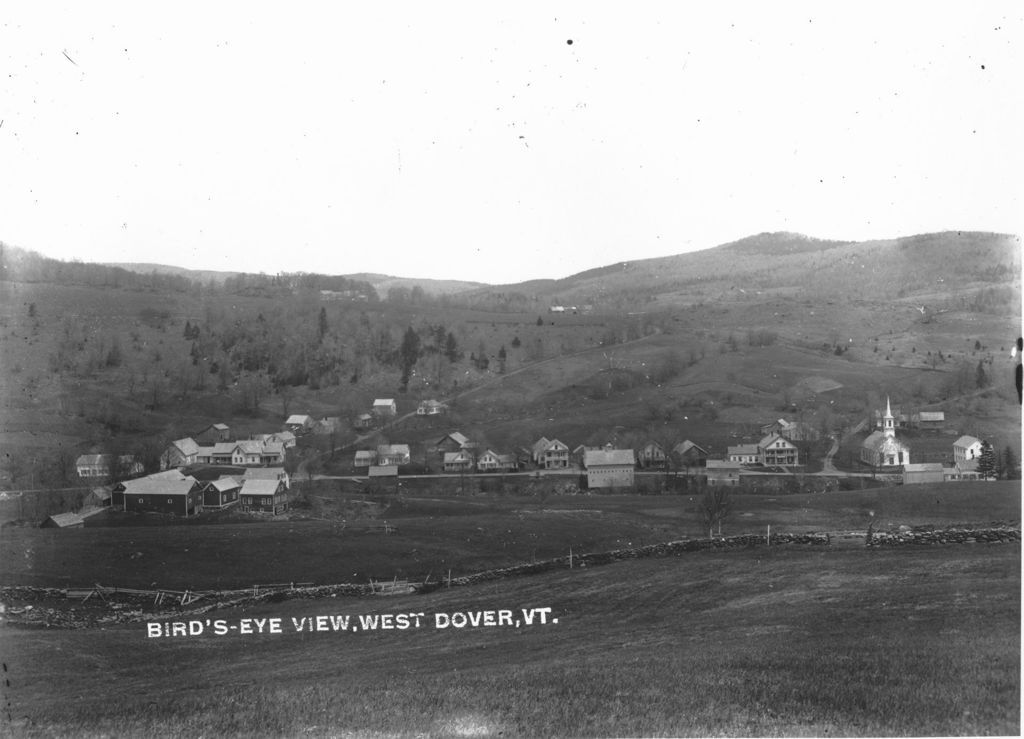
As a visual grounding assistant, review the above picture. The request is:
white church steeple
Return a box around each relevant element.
[883,396,895,438]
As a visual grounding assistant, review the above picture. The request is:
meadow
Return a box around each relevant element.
[4,544,1019,737]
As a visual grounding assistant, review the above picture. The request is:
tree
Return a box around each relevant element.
[318,307,328,343]
[444,332,460,363]
[399,326,421,390]
[511,335,521,349]
[497,345,507,374]
[977,440,996,479]
[536,315,544,326]
[700,486,732,537]
[1000,445,1019,480]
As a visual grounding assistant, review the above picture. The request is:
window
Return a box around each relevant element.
[168,499,173,504]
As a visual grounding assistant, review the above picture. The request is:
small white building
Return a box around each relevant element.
[583,447,635,489]
[373,399,398,417]
[952,435,983,466]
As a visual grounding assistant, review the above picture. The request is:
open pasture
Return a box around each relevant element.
[4,544,1018,737]
[2,481,1017,592]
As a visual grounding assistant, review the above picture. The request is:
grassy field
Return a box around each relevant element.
[2,481,1018,591]
[4,544,1018,737]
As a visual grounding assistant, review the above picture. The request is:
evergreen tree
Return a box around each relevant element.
[497,345,507,374]
[444,332,459,363]
[1001,445,1019,480]
[184,320,192,339]
[511,335,521,348]
[975,360,987,389]
[318,307,328,343]
[536,315,544,326]
[399,326,421,390]
[977,440,996,478]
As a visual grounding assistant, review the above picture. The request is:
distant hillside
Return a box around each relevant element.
[103,263,244,284]
[345,273,486,297]
[469,231,1020,311]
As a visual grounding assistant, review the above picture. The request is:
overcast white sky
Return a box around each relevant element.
[2,3,1020,284]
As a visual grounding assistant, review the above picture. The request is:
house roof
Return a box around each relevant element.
[206,477,241,492]
[46,512,87,527]
[260,441,285,456]
[440,432,470,446]
[758,433,795,449]
[531,437,550,454]
[674,440,708,455]
[443,451,472,463]
[242,467,287,480]
[354,450,377,460]
[285,414,312,425]
[121,476,198,496]
[368,465,398,477]
[373,398,395,406]
[916,411,945,422]
[357,413,374,420]
[90,487,112,501]
[76,454,112,466]
[727,444,760,456]
[145,469,190,481]
[496,454,517,465]
[904,463,943,472]
[172,438,200,456]
[378,444,410,456]
[706,460,741,470]
[242,478,283,495]
[584,448,635,467]
[535,438,567,453]
[953,435,981,448]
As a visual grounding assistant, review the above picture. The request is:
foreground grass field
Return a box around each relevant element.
[1,481,1019,590]
[4,545,1018,737]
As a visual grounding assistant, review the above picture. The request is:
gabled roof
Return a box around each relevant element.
[727,444,760,456]
[242,478,283,495]
[535,438,568,453]
[242,467,287,480]
[76,454,112,466]
[354,450,378,461]
[377,444,410,456]
[916,411,945,422]
[584,448,635,467]
[531,437,551,454]
[46,512,87,527]
[758,433,795,449]
[171,438,200,456]
[641,441,665,452]
[121,476,198,496]
[904,463,943,472]
[373,398,396,406]
[368,465,398,477]
[206,477,241,492]
[211,442,238,455]
[674,440,708,455]
[443,451,473,463]
[285,414,312,425]
[439,431,470,446]
[953,435,982,448]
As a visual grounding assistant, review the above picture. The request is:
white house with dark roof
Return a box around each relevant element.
[477,450,517,472]
[443,450,474,472]
[727,444,760,464]
[532,438,570,469]
[757,434,799,466]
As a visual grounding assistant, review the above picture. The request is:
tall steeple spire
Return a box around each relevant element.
[883,396,895,438]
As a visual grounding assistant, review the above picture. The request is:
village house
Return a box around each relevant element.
[902,462,945,485]
[911,411,945,432]
[372,399,397,417]
[443,450,475,473]
[354,450,378,467]
[159,438,200,470]
[194,423,231,444]
[284,414,315,435]
[476,450,518,473]
[705,460,742,486]
[570,444,595,467]
[75,454,144,479]
[673,440,708,468]
[760,418,820,442]
[86,486,112,507]
[240,466,290,490]
[254,431,297,449]
[196,440,284,467]
[532,438,570,469]
[583,446,635,489]
[952,435,983,466]
[42,507,107,528]
[368,465,398,480]
[637,442,667,469]
[435,431,471,454]
[353,413,375,430]
[117,475,203,516]
[377,444,411,466]
[239,477,289,514]
[757,434,799,466]
[202,477,241,510]
[727,444,760,465]
[416,399,448,416]
[861,398,911,468]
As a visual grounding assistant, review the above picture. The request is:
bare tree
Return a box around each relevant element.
[700,486,733,537]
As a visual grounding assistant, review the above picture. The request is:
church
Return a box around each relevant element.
[860,398,911,468]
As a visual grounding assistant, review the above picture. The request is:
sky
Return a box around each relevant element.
[1,3,1021,284]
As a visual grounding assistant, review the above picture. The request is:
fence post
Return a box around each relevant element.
[569,546,573,569]
[767,524,771,547]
